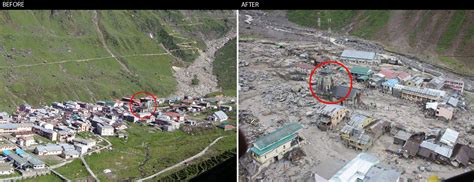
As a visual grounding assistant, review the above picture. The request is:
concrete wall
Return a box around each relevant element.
[252,140,293,164]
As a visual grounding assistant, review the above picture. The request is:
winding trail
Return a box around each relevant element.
[92,10,132,74]
[51,169,71,182]
[81,155,99,181]
[79,134,112,181]
[0,48,197,69]
[49,135,111,181]
[137,136,225,181]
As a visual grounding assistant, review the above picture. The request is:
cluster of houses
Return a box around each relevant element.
[312,103,390,151]
[2,149,47,176]
[33,137,96,159]
[338,49,466,121]
[0,94,235,177]
[389,127,474,168]
[125,95,234,131]
[339,114,389,151]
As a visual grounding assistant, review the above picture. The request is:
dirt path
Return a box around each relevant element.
[92,10,132,74]
[0,48,196,69]
[173,28,236,97]
[51,169,71,182]
[137,136,224,181]
[81,155,99,181]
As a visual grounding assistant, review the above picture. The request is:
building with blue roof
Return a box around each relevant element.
[15,149,25,154]
[382,79,399,93]
[6,153,29,169]
[2,150,12,156]
[250,122,303,164]
[17,152,46,169]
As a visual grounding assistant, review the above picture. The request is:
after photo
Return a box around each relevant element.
[238,10,474,182]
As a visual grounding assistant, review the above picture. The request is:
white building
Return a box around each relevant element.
[208,111,229,122]
[329,153,401,182]
[74,144,89,155]
[73,138,97,148]
[0,163,13,175]
[340,50,380,65]
[34,144,63,156]
[97,123,114,136]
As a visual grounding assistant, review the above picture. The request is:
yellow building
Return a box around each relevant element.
[339,114,376,151]
[250,122,303,165]
[315,104,348,130]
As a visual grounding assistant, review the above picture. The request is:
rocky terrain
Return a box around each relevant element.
[238,10,474,182]
[174,27,237,97]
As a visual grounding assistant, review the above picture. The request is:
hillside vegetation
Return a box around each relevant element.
[213,38,237,96]
[0,10,234,111]
[287,10,474,76]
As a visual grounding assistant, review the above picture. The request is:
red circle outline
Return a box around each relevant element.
[128,91,158,119]
[308,60,353,104]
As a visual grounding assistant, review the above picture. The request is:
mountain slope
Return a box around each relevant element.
[0,10,234,111]
[287,10,474,75]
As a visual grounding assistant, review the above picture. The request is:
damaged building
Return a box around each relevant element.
[250,122,304,166]
[329,153,401,182]
[390,128,468,167]
[396,85,446,102]
[339,114,378,150]
[314,104,348,131]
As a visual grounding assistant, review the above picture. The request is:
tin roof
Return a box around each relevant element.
[315,104,345,117]
[329,153,379,182]
[213,111,228,120]
[440,128,459,147]
[348,114,370,129]
[428,77,445,89]
[350,66,372,75]
[364,164,401,182]
[341,50,376,60]
[250,134,297,156]
[435,145,453,158]
[8,153,27,165]
[382,79,399,88]
[402,86,446,98]
[447,97,459,107]
[394,130,412,141]
[420,140,438,151]
[332,86,359,99]
[253,122,303,151]
[36,144,63,153]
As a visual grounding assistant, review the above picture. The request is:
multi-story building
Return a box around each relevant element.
[250,122,303,165]
[315,104,348,131]
[340,50,380,65]
[397,85,446,102]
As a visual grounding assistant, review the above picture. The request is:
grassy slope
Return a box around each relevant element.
[213,38,237,96]
[437,10,466,52]
[288,10,390,39]
[286,10,474,75]
[55,159,91,180]
[0,10,232,111]
[350,10,391,39]
[153,134,236,181]
[19,174,63,182]
[287,10,357,31]
[84,123,235,181]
